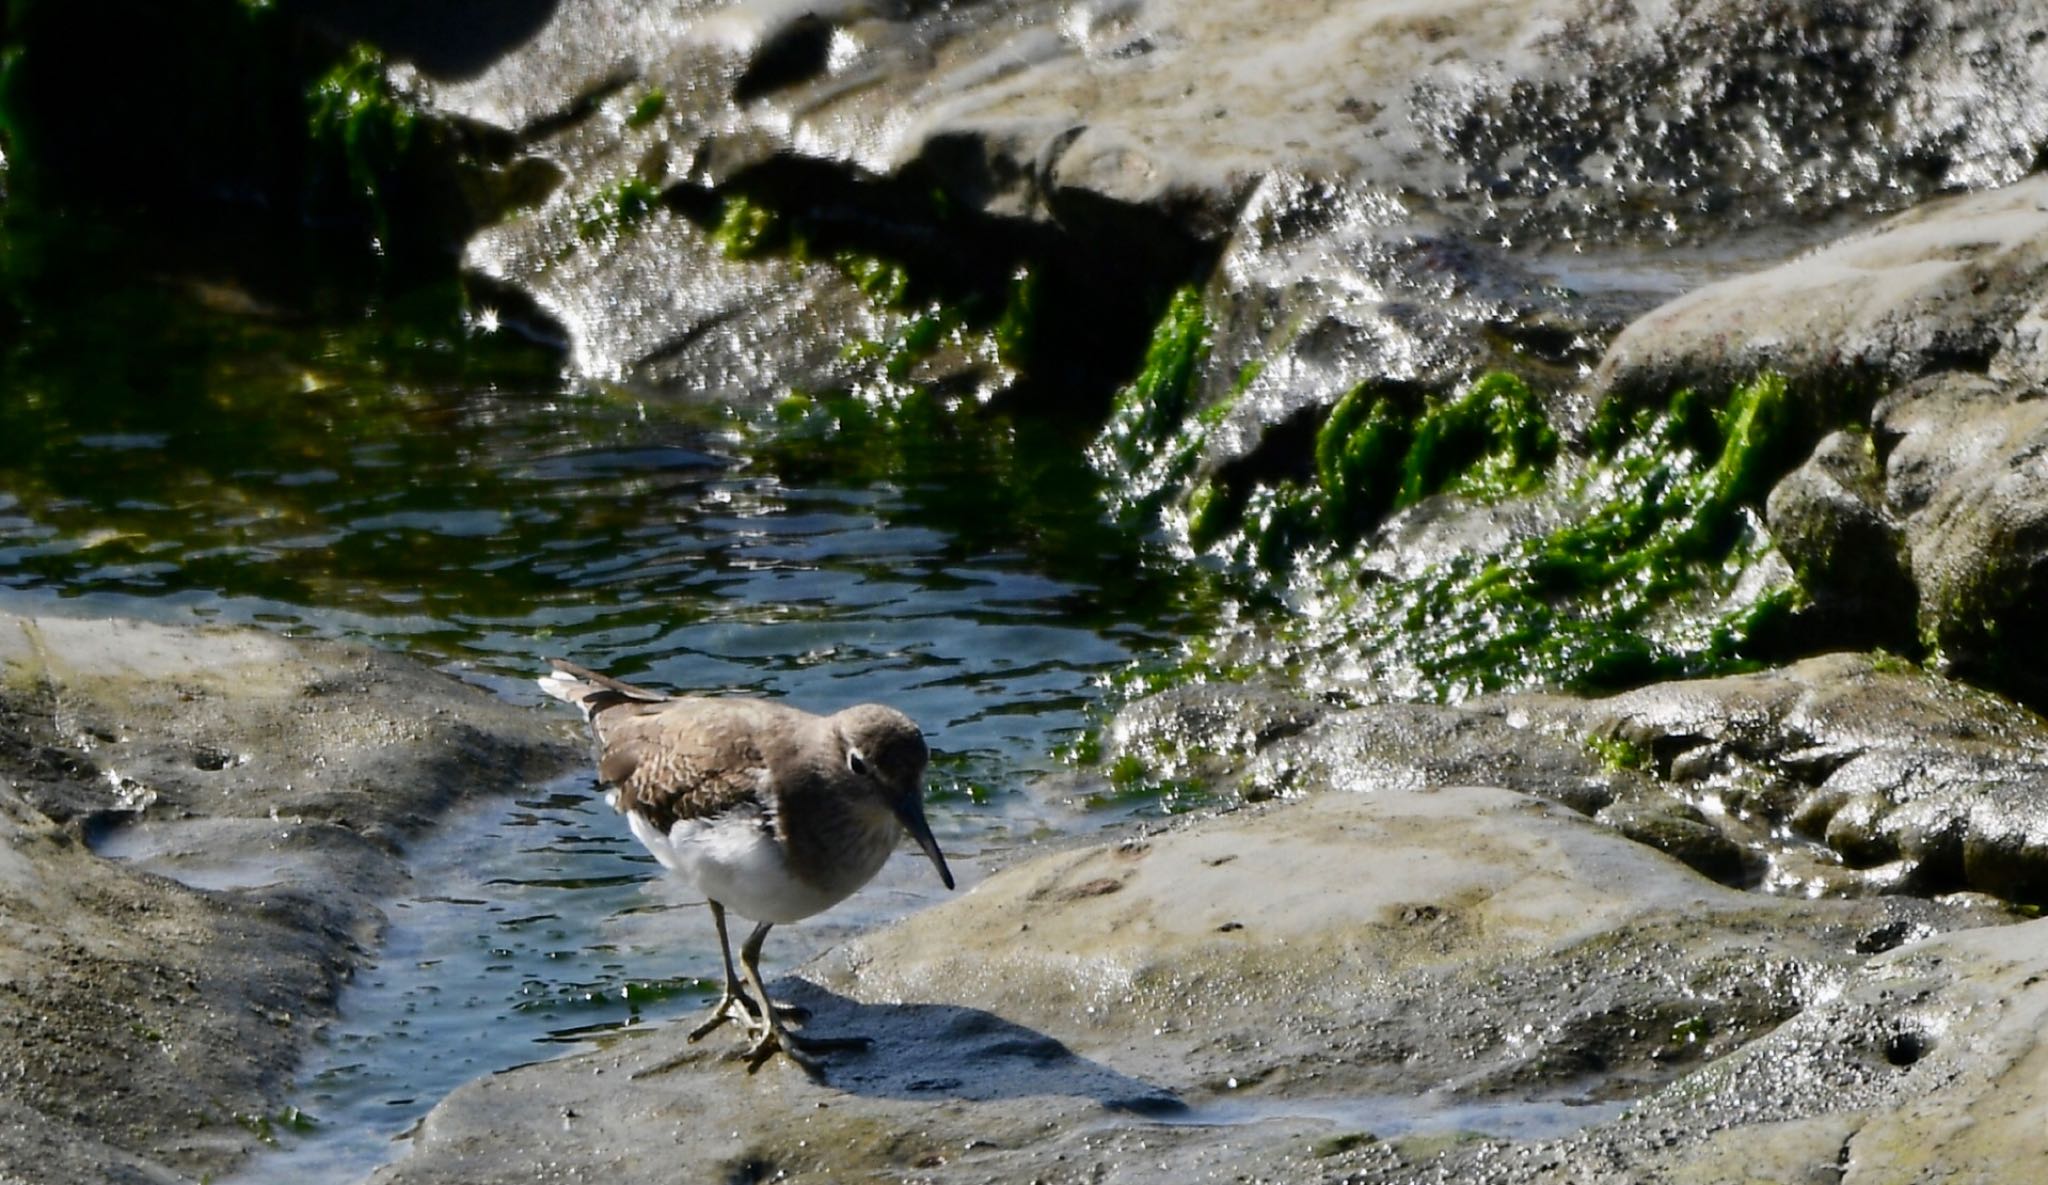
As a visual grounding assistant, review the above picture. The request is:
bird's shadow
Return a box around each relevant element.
[703,978,1185,1116]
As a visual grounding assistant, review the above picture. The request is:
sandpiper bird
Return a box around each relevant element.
[538,658,954,1074]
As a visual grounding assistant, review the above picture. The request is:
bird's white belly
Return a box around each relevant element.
[629,810,882,924]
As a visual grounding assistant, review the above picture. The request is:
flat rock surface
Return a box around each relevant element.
[1596,174,2048,399]
[375,781,2012,1184]
[0,610,576,1185]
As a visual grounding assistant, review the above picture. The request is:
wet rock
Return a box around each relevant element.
[414,0,2048,247]
[376,783,2012,1184]
[391,0,2048,408]
[464,197,897,396]
[1596,175,2048,402]
[1595,791,1753,886]
[1238,691,1626,815]
[1875,371,2048,706]
[1421,918,2048,1185]
[1764,429,1916,652]
[1581,653,2048,901]
[1113,653,2048,906]
[0,610,577,1184]
[1184,176,1637,493]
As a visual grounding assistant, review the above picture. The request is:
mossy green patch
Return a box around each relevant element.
[1311,1133,1380,1159]
[576,176,663,239]
[626,89,667,128]
[236,1105,317,1146]
[1401,371,1558,505]
[1093,285,1211,484]
[711,192,784,259]
[1311,373,1808,699]
[1314,382,1412,539]
[1082,750,1214,815]
[1183,372,1561,561]
[837,250,911,306]
[1586,733,1652,773]
[993,266,1040,367]
[305,43,418,241]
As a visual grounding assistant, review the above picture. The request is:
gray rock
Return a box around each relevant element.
[1580,654,2048,901]
[465,198,898,397]
[414,0,2048,246]
[376,782,2016,1184]
[1596,175,2048,402]
[1595,791,1753,885]
[1874,372,2048,705]
[1114,654,2048,903]
[0,611,577,1184]
[1764,429,1916,651]
[393,0,2048,406]
[1239,691,1626,816]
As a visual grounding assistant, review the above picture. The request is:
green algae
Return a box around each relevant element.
[576,176,662,239]
[236,1105,318,1146]
[838,251,912,306]
[699,191,1051,396]
[712,191,783,259]
[992,266,1040,367]
[626,89,667,128]
[1396,371,1558,506]
[1313,371,1557,540]
[1314,383,1413,539]
[305,43,420,244]
[1586,733,1653,774]
[1092,285,1211,485]
[1113,368,1814,705]
[1083,749,1217,815]
[1312,1133,1380,1159]
[1314,373,1808,699]
[1187,371,1561,561]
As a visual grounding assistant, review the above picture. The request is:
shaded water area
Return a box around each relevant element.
[0,253,1211,1179]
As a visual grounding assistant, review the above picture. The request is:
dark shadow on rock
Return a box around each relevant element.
[297,0,561,81]
[772,979,1185,1115]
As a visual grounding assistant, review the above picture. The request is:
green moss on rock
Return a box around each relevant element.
[626,89,667,128]
[1095,286,1211,470]
[1318,373,1808,698]
[711,192,783,259]
[576,176,662,240]
[1314,382,1411,538]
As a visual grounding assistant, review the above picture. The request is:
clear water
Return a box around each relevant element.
[230,774,971,1183]
[0,268,1206,1180]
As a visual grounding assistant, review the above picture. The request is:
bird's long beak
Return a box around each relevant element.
[892,797,955,890]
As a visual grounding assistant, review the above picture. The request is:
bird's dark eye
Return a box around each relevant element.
[847,749,869,777]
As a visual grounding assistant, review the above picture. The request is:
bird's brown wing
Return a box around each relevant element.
[592,699,789,834]
[544,658,670,740]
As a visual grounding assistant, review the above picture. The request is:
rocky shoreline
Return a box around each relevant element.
[374,660,2048,1185]
[7,0,2048,1181]
[7,605,2047,1184]
[0,610,576,1185]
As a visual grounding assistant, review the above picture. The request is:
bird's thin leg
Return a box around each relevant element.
[688,901,763,1042]
[735,922,869,1076]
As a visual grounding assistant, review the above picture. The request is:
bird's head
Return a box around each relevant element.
[835,704,954,890]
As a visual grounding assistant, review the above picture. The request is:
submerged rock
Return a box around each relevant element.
[0,610,576,1185]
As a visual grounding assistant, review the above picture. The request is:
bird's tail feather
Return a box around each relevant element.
[537,658,670,722]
